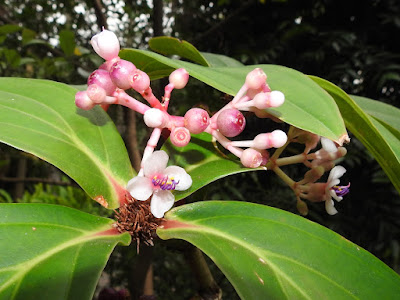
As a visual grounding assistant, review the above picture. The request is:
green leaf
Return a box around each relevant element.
[59,30,76,56]
[0,203,130,300]
[311,76,400,195]
[149,36,210,66]
[352,95,400,135]
[162,133,257,201]
[201,52,244,67]
[158,201,400,299]
[0,25,22,35]
[0,78,134,209]
[120,49,348,144]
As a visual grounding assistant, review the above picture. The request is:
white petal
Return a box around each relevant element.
[329,189,343,202]
[143,150,169,177]
[126,176,154,201]
[325,199,338,215]
[164,166,193,191]
[321,137,337,153]
[150,189,175,218]
[327,165,346,185]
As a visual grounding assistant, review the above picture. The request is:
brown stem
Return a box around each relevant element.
[13,157,27,199]
[91,0,108,29]
[184,245,222,300]
[126,109,141,172]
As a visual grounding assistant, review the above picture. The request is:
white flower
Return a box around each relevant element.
[126,150,192,218]
[91,29,120,61]
[301,165,350,215]
[324,165,349,215]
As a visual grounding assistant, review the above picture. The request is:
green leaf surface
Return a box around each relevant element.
[352,95,400,135]
[0,78,134,209]
[149,36,210,66]
[120,49,347,144]
[311,76,400,194]
[162,133,258,201]
[158,201,400,299]
[0,203,130,300]
[201,52,244,67]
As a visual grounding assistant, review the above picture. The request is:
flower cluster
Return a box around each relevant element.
[76,29,350,219]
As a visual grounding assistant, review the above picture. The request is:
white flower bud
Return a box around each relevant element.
[91,29,120,61]
[143,108,167,128]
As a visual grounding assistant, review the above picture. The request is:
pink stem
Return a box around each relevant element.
[139,127,162,174]
[141,87,163,110]
[114,90,150,114]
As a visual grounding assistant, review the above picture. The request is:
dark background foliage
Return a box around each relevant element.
[1,0,399,299]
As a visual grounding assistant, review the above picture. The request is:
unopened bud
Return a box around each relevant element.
[169,68,189,89]
[184,108,210,134]
[131,70,150,93]
[240,148,263,168]
[170,127,191,147]
[87,69,116,95]
[90,29,120,61]
[86,84,106,104]
[143,108,167,128]
[253,130,287,149]
[110,59,137,90]
[245,68,267,90]
[75,91,95,110]
[217,109,246,137]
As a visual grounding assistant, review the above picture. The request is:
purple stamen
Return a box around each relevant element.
[152,176,179,190]
[332,183,350,197]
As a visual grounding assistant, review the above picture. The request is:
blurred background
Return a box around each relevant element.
[1,0,399,299]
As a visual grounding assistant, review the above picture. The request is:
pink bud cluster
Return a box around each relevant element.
[75,29,287,171]
[76,29,350,217]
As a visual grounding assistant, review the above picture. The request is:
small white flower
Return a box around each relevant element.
[126,150,192,218]
[91,29,120,61]
[324,165,349,215]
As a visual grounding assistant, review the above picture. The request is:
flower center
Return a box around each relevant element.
[152,175,179,190]
[332,183,350,197]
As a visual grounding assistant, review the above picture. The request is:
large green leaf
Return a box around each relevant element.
[0,78,134,209]
[0,203,130,300]
[162,133,259,201]
[120,49,348,144]
[149,36,210,66]
[352,95,400,135]
[158,201,400,299]
[311,76,400,194]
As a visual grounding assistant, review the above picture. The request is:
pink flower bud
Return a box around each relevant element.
[90,29,120,61]
[75,91,95,110]
[143,108,168,128]
[86,84,106,104]
[253,91,285,109]
[131,70,150,93]
[216,109,246,137]
[240,148,263,168]
[87,69,116,96]
[245,68,267,90]
[110,59,137,90]
[169,68,189,89]
[99,57,120,72]
[170,127,191,147]
[253,130,287,149]
[184,108,210,134]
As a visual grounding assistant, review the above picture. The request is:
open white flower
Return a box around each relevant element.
[324,165,350,215]
[126,150,192,218]
[299,165,350,215]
